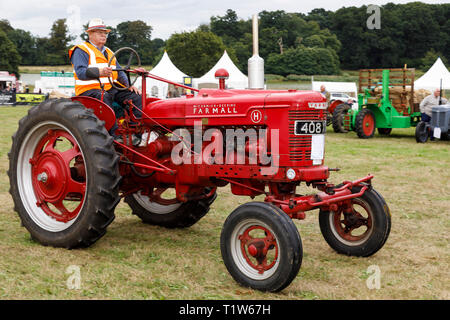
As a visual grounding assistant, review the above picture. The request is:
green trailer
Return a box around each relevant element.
[332,68,422,138]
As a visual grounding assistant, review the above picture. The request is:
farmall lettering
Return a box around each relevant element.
[192,103,238,115]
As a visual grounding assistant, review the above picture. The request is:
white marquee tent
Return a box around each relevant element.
[193,50,248,89]
[415,57,450,90]
[137,51,189,99]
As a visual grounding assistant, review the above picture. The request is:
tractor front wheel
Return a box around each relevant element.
[319,185,391,257]
[220,202,302,292]
[415,121,429,143]
[355,109,376,139]
[8,99,121,248]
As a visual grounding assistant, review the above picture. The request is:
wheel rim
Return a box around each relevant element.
[133,189,182,214]
[362,113,375,136]
[230,219,280,280]
[329,198,374,246]
[17,121,88,232]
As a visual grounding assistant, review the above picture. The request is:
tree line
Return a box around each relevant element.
[0,2,449,79]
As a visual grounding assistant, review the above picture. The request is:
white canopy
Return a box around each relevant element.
[0,73,16,83]
[311,81,358,97]
[193,50,248,89]
[415,57,450,90]
[137,51,189,99]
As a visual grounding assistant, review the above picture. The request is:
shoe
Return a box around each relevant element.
[115,134,141,146]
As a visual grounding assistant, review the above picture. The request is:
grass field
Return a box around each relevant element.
[0,105,448,300]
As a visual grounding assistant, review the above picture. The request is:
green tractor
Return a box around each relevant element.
[332,68,422,138]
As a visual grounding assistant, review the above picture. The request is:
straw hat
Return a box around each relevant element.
[86,18,111,33]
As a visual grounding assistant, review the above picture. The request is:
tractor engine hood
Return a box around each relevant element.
[142,89,326,128]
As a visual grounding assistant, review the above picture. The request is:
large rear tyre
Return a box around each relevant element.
[220,202,302,292]
[8,99,121,248]
[124,187,216,228]
[332,104,351,133]
[415,121,429,143]
[319,185,391,257]
[355,108,376,139]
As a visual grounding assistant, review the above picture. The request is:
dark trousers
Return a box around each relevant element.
[80,88,143,136]
[421,113,431,123]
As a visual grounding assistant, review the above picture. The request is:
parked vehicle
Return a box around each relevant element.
[415,104,450,142]
[332,68,422,138]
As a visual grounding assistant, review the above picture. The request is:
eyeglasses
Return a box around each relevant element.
[92,30,109,36]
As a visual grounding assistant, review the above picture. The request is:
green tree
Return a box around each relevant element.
[421,49,448,71]
[0,29,21,76]
[228,33,252,73]
[34,37,52,65]
[48,18,75,65]
[116,20,153,65]
[305,8,334,29]
[7,29,37,65]
[266,47,339,76]
[328,2,450,69]
[0,19,14,33]
[166,30,229,77]
[259,27,287,58]
[210,9,247,40]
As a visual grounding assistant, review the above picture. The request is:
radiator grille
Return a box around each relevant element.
[288,109,321,161]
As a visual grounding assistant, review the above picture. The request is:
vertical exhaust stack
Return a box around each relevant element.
[248,14,264,89]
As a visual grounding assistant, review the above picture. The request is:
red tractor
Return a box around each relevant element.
[8,48,391,292]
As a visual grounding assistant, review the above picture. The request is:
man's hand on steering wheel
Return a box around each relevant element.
[128,86,141,95]
[99,67,113,77]
[107,47,141,91]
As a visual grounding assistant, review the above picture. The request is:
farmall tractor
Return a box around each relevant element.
[8,48,391,292]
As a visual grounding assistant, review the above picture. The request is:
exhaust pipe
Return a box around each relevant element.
[248,14,264,89]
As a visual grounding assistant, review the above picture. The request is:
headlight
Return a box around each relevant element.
[286,168,296,180]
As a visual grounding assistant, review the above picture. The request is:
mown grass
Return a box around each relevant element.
[0,105,449,300]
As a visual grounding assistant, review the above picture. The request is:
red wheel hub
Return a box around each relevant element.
[239,225,278,274]
[148,187,180,205]
[362,114,375,136]
[333,200,372,242]
[30,129,86,223]
[32,151,68,202]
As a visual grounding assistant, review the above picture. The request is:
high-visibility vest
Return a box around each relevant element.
[68,41,119,96]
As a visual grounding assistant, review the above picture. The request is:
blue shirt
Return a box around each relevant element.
[70,41,129,87]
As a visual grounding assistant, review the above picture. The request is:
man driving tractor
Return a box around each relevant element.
[68,18,142,144]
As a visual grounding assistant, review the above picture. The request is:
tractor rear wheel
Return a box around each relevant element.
[415,121,429,143]
[318,185,391,257]
[124,187,216,228]
[8,99,121,248]
[332,104,351,133]
[220,202,302,292]
[355,108,376,139]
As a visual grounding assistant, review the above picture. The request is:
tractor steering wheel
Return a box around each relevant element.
[107,47,141,91]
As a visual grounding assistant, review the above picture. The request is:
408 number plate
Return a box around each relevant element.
[294,120,326,135]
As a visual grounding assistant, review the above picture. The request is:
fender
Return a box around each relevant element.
[328,99,345,114]
[71,96,116,131]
